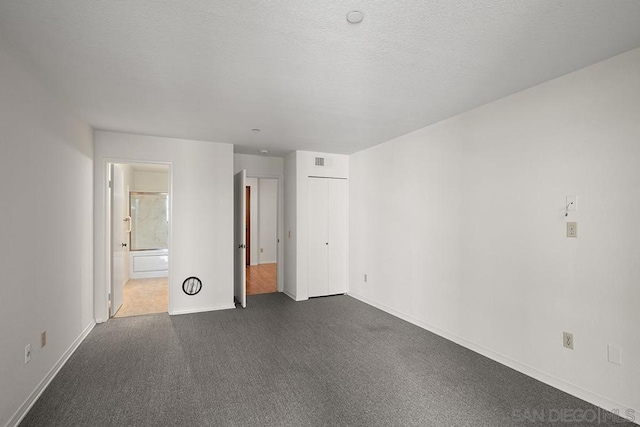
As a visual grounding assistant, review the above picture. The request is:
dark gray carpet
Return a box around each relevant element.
[20,293,630,426]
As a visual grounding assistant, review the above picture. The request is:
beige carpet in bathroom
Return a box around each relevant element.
[113,278,168,318]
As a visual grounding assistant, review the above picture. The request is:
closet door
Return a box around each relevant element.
[328,178,348,295]
[308,177,328,297]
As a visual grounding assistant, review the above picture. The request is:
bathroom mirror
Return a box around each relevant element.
[130,192,169,250]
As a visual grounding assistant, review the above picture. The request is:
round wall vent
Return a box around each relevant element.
[182,277,202,296]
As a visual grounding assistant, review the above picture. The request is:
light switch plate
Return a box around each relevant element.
[566,195,578,211]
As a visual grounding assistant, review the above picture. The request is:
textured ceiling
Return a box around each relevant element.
[1,1,640,156]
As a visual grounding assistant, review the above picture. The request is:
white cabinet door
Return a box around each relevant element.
[308,177,328,297]
[328,178,348,295]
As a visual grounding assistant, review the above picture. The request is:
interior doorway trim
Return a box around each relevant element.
[246,173,284,293]
[96,158,173,322]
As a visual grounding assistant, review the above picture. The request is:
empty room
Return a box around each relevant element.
[0,1,638,426]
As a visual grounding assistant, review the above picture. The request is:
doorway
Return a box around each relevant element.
[108,162,171,318]
[234,171,282,307]
[246,177,278,295]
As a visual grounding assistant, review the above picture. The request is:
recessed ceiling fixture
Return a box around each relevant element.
[260,149,269,155]
[346,11,364,24]
[252,128,261,132]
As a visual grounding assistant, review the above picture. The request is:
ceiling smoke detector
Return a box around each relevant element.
[346,11,364,24]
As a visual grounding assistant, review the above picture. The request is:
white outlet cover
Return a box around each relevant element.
[563,332,574,349]
[608,344,622,365]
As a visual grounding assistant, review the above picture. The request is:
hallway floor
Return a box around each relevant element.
[246,263,277,295]
[113,277,168,318]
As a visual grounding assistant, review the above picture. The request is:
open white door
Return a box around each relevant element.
[234,169,247,308]
[110,164,127,316]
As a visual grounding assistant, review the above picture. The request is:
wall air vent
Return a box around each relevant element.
[315,157,325,167]
[182,277,202,296]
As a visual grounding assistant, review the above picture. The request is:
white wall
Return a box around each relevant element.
[284,151,349,300]
[258,178,278,264]
[245,177,259,266]
[349,48,640,417]
[284,153,297,299]
[234,153,283,177]
[0,37,94,426]
[94,131,234,319]
[132,170,168,192]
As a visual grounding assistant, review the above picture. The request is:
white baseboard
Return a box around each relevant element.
[283,289,308,301]
[347,292,639,425]
[7,321,96,427]
[170,303,236,315]
[283,289,297,301]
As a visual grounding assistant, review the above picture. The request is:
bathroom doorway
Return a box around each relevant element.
[108,162,170,318]
[245,177,279,296]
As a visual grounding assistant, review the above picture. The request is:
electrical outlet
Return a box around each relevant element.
[563,332,574,349]
[25,344,31,364]
[364,274,368,282]
[41,331,47,348]
[566,222,577,238]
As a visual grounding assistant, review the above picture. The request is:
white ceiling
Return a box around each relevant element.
[1,1,640,157]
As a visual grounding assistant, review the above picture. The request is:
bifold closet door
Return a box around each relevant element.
[327,178,347,295]
[308,177,348,298]
[308,177,329,297]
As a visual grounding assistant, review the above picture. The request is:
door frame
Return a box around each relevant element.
[246,173,284,293]
[109,163,128,317]
[101,159,173,322]
[245,186,251,265]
